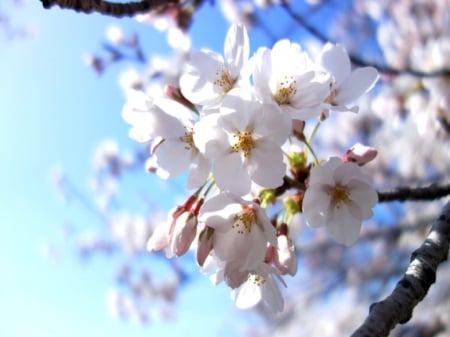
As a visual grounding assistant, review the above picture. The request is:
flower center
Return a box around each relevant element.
[327,185,351,208]
[247,273,266,286]
[231,130,255,158]
[232,205,256,234]
[213,67,235,94]
[179,127,195,150]
[274,75,297,105]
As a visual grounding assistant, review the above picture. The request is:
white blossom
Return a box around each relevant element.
[316,43,379,113]
[252,39,331,120]
[180,23,250,108]
[193,88,291,195]
[302,157,378,245]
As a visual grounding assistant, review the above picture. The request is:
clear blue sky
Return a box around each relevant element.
[0,1,326,337]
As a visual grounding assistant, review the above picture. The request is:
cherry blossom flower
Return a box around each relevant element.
[199,193,277,273]
[180,23,250,108]
[193,88,291,195]
[316,43,379,113]
[302,157,378,245]
[231,263,285,313]
[122,91,209,189]
[252,39,331,120]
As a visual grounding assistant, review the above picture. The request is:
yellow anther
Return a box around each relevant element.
[231,130,255,158]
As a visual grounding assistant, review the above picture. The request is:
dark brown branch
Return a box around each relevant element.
[40,0,177,17]
[280,2,450,78]
[377,183,450,202]
[350,201,450,337]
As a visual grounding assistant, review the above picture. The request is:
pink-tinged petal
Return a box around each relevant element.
[214,152,251,195]
[247,140,285,189]
[154,139,191,177]
[186,154,210,190]
[326,205,361,246]
[170,213,197,256]
[302,185,329,228]
[317,43,351,84]
[334,67,379,105]
[147,221,171,252]
[224,24,249,78]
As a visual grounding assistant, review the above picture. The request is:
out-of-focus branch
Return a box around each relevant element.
[378,183,450,202]
[280,2,450,78]
[351,201,450,337]
[40,0,178,17]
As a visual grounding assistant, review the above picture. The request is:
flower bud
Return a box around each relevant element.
[343,143,377,166]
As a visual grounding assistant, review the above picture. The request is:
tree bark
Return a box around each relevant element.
[351,201,450,337]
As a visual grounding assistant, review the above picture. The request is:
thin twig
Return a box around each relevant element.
[377,183,450,202]
[350,201,450,337]
[40,0,177,17]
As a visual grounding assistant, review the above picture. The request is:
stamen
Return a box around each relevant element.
[213,67,235,93]
[232,205,256,234]
[179,127,195,150]
[231,130,255,158]
[274,75,297,105]
[327,185,351,208]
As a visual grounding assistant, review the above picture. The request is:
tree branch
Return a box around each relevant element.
[350,201,450,337]
[280,2,450,78]
[40,0,177,17]
[377,183,450,202]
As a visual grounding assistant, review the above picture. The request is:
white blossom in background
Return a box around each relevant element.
[180,23,250,108]
[122,91,209,189]
[302,157,378,245]
[193,88,291,195]
[106,24,124,45]
[252,39,331,120]
[316,43,379,113]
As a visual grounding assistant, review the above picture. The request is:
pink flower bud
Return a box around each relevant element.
[196,226,214,267]
[170,212,197,256]
[343,143,377,166]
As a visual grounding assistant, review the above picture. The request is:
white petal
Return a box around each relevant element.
[232,279,262,309]
[327,205,361,246]
[214,153,251,195]
[302,185,329,228]
[224,24,249,78]
[253,103,291,145]
[193,113,229,158]
[154,139,191,177]
[247,141,285,189]
[187,153,210,190]
[334,67,379,105]
[317,43,351,84]
[251,47,273,98]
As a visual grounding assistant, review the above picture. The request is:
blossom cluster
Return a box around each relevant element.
[122,24,379,312]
